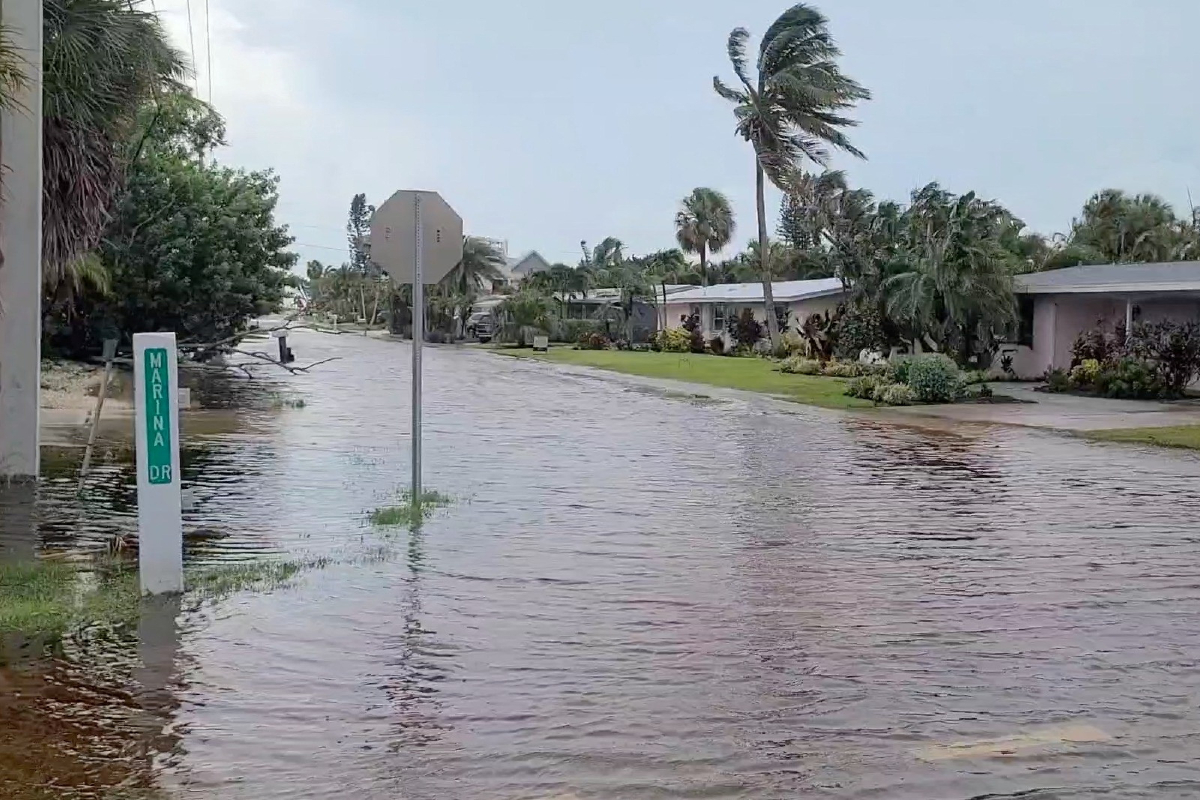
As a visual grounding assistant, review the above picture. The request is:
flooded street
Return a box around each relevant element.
[5,328,1200,798]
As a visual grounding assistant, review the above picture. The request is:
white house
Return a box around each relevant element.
[1004,261,1200,378]
[503,251,552,284]
[662,278,847,340]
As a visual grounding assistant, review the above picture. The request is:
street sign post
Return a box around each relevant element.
[369,191,464,506]
[133,332,183,595]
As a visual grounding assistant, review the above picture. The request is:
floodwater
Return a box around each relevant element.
[4,329,1200,799]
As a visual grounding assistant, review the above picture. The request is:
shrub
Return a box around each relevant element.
[781,331,807,356]
[1000,352,1016,379]
[976,383,994,400]
[727,308,765,348]
[1072,327,1119,366]
[886,354,916,384]
[656,327,692,353]
[1093,357,1165,400]
[887,352,955,385]
[871,380,898,403]
[553,319,601,344]
[752,338,774,358]
[576,331,610,350]
[906,355,964,403]
[962,370,990,386]
[822,360,862,378]
[707,336,725,356]
[1069,358,1101,388]
[1127,320,1200,396]
[1045,368,1070,393]
[689,328,706,353]
[845,374,883,399]
[780,356,822,375]
[833,303,887,360]
[879,383,916,406]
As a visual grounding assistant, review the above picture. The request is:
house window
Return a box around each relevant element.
[712,304,727,332]
[1017,296,1034,347]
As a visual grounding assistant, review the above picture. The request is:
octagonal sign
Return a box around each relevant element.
[369,190,464,285]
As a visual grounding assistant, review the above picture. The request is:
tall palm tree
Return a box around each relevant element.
[675,188,735,286]
[42,0,186,293]
[714,3,869,347]
[443,235,506,295]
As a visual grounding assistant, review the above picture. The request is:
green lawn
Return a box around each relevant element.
[497,348,871,410]
[1081,425,1200,450]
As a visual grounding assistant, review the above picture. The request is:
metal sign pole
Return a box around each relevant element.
[411,195,424,505]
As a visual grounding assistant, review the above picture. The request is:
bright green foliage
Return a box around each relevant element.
[1069,359,1102,387]
[46,95,295,354]
[657,328,693,353]
[906,355,965,403]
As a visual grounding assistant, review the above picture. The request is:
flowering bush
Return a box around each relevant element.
[656,328,692,353]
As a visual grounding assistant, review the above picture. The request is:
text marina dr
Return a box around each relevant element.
[144,347,173,484]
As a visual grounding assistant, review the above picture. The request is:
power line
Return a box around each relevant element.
[184,0,199,95]
[204,0,213,102]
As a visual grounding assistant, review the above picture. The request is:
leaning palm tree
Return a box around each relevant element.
[675,188,735,286]
[714,3,869,347]
[42,0,187,294]
[443,235,507,296]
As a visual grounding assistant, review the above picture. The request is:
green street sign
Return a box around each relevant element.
[143,347,174,485]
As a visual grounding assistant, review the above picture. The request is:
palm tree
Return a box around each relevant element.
[675,188,735,287]
[443,236,506,295]
[714,3,869,348]
[42,0,187,294]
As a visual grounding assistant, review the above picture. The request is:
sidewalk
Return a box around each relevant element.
[881,383,1200,432]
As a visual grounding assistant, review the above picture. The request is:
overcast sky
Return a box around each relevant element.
[155,0,1200,270]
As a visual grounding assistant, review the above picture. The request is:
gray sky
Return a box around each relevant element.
[157,0,1200,270]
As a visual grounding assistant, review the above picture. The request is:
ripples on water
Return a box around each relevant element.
[3,329,1200,798]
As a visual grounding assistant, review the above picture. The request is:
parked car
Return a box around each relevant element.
[466,311,495,343]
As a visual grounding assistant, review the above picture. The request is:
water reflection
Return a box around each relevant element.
[5,330,1200,798]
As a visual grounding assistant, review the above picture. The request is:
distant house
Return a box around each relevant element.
[503,251,552,284]
[1005,261,1200,378]
[662,278,847,341]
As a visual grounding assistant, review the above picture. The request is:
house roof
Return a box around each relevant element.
[506,251,551,275]
[666,278,845,305]
[1016,262,1200,295]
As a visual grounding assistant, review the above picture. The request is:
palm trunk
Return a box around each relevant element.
[757,161,781,348]
[700,244,708,287]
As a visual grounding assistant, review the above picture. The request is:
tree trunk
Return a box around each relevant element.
[700,244,708,287]
[757,161,781,348]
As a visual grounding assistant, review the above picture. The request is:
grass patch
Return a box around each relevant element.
[370,490,454,528]
[498,349,871,410]
[1080,425,1200,450]
[0,556,328,644]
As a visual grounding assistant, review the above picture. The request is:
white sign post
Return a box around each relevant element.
[369,191,463,506]
[133,332,183,595]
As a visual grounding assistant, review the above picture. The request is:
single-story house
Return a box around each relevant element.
[662,278,847,341]
[503,251,552,284]
[1005,261,1200,378]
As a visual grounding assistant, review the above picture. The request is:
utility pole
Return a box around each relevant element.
[0,0,43,480]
